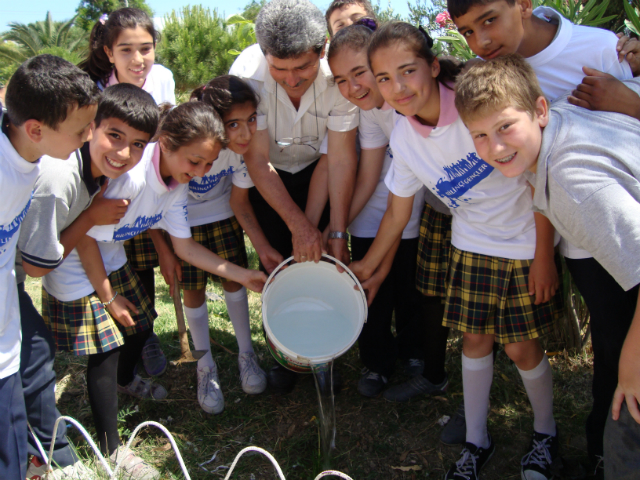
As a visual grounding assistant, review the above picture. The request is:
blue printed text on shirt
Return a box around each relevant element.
[434,152,493,208]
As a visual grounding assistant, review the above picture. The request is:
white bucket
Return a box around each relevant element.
[261,255,368,372]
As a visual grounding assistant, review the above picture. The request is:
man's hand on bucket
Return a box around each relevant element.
[291,218,324,263]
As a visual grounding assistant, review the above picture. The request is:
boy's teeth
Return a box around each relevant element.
[496,153,515,164]
[106,157,125,168]
[355,91,369,99]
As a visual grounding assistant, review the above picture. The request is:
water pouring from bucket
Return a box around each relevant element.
[261,255,368,467]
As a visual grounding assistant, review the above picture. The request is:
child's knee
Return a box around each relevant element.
[504,339,543,369]
[462,332,495,358]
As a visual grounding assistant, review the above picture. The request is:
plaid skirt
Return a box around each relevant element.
[42,263,156,355]
[124,231,159,270]
[180,216,248,289]
[443,246,563,344]
[416,202,453,297]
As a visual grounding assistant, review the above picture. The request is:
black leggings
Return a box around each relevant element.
[86,329,151,455]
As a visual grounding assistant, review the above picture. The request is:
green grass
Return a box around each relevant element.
[25,237,596,479]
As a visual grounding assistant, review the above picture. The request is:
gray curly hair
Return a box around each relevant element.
[256,0,327,59]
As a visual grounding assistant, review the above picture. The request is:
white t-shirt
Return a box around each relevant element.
[529,6,633,259]
[348,106,425,239]
[45,143,191,301]
[104,64,176,105]
[385,84,537,260]
[186,149,254,227]
[0,117,40,379]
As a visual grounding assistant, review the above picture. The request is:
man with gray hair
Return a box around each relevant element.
[230,0,358,271]
[230,0,358,392]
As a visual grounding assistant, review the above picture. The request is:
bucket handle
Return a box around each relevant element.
[261,254,368,322]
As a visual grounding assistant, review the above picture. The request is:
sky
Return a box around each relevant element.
[0,0,417,32]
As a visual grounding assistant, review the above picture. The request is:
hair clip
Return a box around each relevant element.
[418,25,434,49]
[354,17,378,32]
[99,13,109,25]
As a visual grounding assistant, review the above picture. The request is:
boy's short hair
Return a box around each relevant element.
[95,84,159,138]
[455,54,544,124]
[5,54,100,129]
[326,0,376,35]
[447,0,515,20]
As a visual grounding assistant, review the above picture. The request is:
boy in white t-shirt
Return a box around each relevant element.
[448,1,637,469]
[0,54,98,480]
[456,53,640,480]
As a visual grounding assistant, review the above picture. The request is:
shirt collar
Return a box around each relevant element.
[0,115,39,174]
[149,142,178,194]
[406,83,458,138]
[79,142,103,196]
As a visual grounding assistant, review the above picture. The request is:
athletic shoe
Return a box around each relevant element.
[357,369,388,397]
[238,352,267,394]
[444,435,495,480]
[197,364,224,414]
[520,430,561,480]
[109,446,160,480]
[585,455,604,480]
[117,374,168,400]
[141,332,167,376]
[27,456,91,479]
[404,358,425,377]
[267,364,298,393]
[440,401,467,445]
[383,373,448,402]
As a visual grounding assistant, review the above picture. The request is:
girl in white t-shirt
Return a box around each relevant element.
[81,7,177,376]
[351,22,563,479]
[149,76,283,414]
[325,23,452,400]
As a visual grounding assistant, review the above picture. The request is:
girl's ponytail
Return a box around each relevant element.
[154,102,229,151]
[189,75,258,119]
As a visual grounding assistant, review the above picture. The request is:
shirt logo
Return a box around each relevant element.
[0,195,32,254]
[189,166,236,196]
[435,152,493,208]
[114,212,163,241]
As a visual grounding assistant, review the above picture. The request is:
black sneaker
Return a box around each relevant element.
[404,358,425,377]
[444,435,495,480]
[520,430,561,480]
[441,401,466,445]
[267,365,297,393]
[383,373,448,402]
[585,455,603,480]
[357,369,387,397]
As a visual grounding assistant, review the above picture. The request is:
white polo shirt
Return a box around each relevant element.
[104,63,176,105]
[229,44,359,174]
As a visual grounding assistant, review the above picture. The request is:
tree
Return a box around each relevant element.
[241,0,266,22]
[0,12,88,66]
[75,0,154,31]
[156,6,240,92]
[373,0,403,23]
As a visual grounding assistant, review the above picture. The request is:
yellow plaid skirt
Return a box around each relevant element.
[180,216,248,289]
[124,231,159,270]
[416,202,453,297]
[42,263,156,355]
[443,246,563,344]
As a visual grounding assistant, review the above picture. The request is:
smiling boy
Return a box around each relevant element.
[326,0,375,36]
[456,54,640,480]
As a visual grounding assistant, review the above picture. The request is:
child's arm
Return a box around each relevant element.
[305,154,329,229]
[22,183,130,278]
[76,235,138,327]
[230,185,284,274]
[349,192,413,282]
[568,68,640,119]
[148,228,182,296]
[171,236,267,292]
[529,211,559,305]
[616,34,640,76]
[345,146,386,226]
[358,236,400,306]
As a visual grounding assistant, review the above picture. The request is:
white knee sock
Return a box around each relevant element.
[462,352,494,449]
[224,287,254,354]
[183,303,214,369]
[517,354,556,436]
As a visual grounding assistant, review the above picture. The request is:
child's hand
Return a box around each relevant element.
[348,260,373,283]
[256,245,284,275]
[158,250,182,296]
[568,68,640,119]
[612,333,640,424]
[105,294,138,328]
[616,33,640,76]
[87,181,130,225]
[528,255,558,305]
[358,268,387,306]
[242,269,268,293]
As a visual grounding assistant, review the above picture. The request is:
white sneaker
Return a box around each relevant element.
[197,364,224,414]
[238,352,267,394]
[109,446,160,480]
[27,456,91,479]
